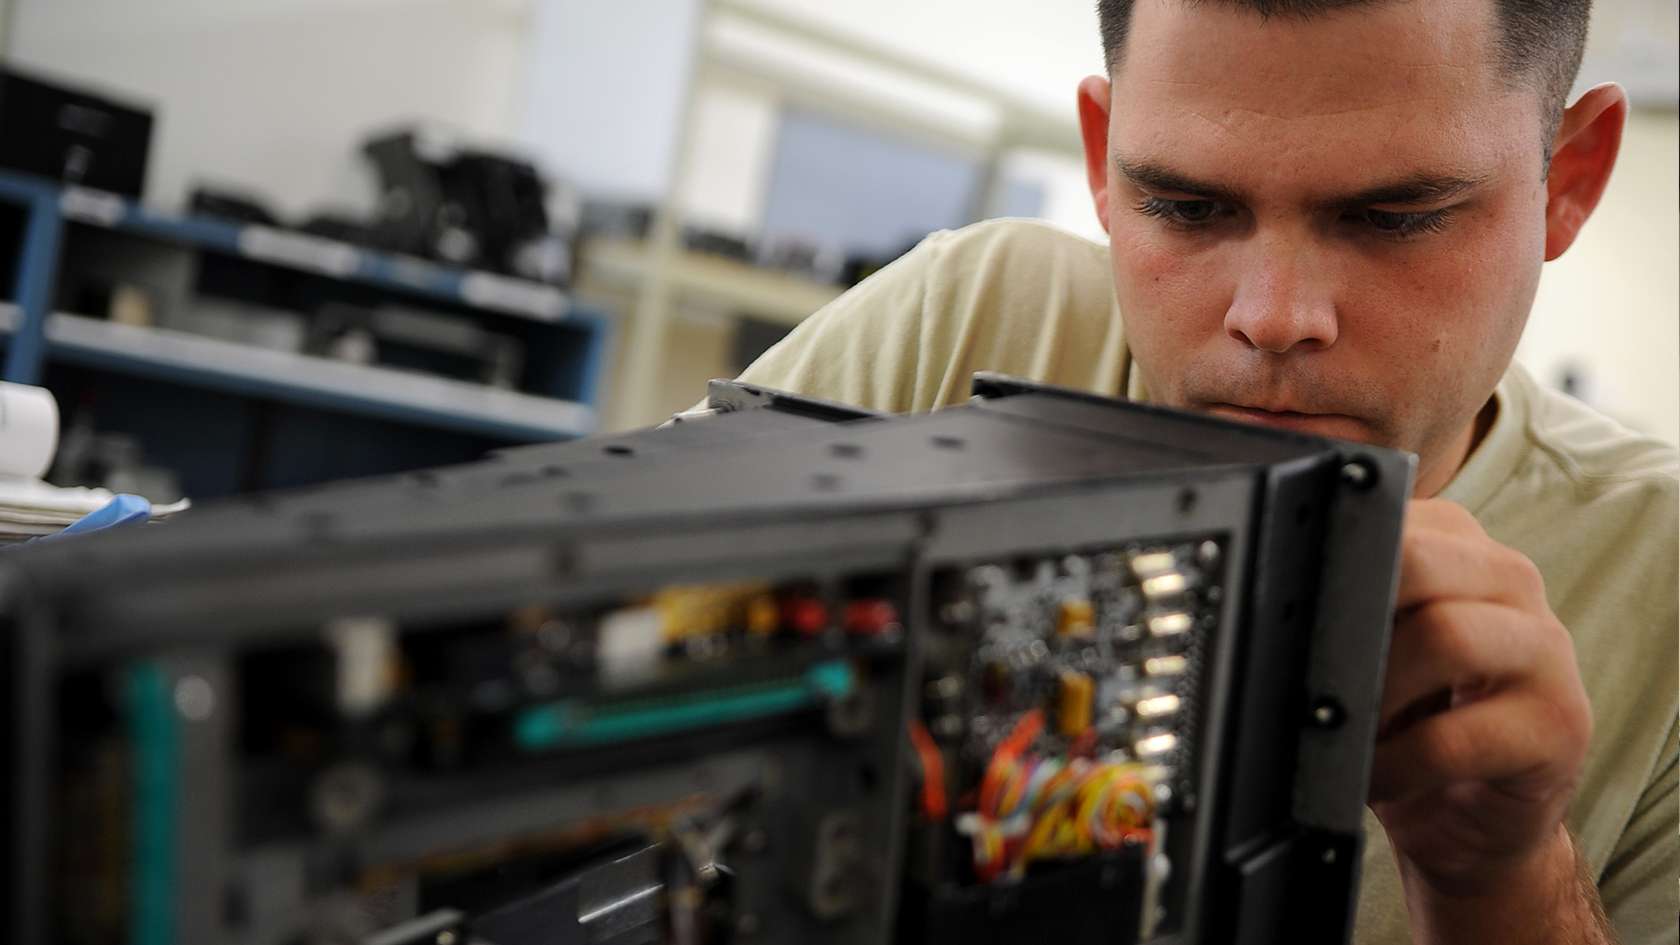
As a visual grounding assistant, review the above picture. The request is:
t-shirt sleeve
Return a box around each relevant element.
[1596,719,1679,944]
[733,230,949,415]
[690,219,1125,420]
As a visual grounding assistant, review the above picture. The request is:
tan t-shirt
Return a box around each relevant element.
[735,218,1679,944]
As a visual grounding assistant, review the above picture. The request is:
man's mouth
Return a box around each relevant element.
[1205,403,1366,439]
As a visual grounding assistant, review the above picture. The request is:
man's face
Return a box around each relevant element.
[1101,0,1547,488]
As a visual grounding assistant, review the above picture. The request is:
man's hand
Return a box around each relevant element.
[1370,499,1611,943]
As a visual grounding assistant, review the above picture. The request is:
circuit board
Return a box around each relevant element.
[917,536,1225,891]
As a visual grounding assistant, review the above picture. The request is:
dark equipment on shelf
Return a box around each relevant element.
[186,185,283,228]
[578,199,655,242]
[1,375,1413,945]
[0,66,154,199]
[681,226,755,263]
[306,302,526,389]
[294,210,377,246]
[362,129,569,284]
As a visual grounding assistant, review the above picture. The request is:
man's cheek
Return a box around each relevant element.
[1113,240,1229,339]
[1353,241,1508,362]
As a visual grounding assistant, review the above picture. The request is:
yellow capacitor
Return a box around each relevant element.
[653,582,773,642]
[745,594,779,637]
[1056,670,1095,736]
[1057,599,1096,637]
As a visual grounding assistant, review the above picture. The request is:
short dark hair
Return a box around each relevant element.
[1096,0,1591,149]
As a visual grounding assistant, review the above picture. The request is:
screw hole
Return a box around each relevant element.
[604,444,634,457]
[1176,487,1198,514]
[930,435,965,450]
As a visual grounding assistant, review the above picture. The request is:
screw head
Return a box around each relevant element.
[174,676,215,721]
[1340,458,1378,491]
[1309,697,1346,729]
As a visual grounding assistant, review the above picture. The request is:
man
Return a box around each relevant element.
[718,0,1679,941]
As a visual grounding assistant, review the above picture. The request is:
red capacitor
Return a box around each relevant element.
[844,599,899,636]
[783,597,829,637]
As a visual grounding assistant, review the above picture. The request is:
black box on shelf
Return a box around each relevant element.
[361,128,567,283]
[0,66,154,199]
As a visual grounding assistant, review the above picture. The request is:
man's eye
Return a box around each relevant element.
[1352,207,1453,239]
[1135,196,1223,227]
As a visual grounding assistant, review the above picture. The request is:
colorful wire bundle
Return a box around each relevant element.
[957,710,1154,882]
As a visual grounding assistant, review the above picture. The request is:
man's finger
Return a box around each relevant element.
[1368,691,1579,804]
[1379,599,1539,737]
[1406,498,1484,533]
[1395,525,1547,611]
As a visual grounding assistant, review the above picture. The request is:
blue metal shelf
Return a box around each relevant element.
[0,306,595,442]
[0,170,612,459]
[43,174,575,323]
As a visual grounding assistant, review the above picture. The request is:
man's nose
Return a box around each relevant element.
[1223,242,1339,354]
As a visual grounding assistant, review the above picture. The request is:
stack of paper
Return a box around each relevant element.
[0,477,190,543]
[1,380,190,543]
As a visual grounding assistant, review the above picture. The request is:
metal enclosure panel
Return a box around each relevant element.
[0,375,1409,945]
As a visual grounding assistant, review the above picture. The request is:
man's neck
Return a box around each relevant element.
[1414,397,1500,498]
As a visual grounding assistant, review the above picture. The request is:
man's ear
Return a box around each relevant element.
[1544,83,1628,261]
[1077,75,1114,233]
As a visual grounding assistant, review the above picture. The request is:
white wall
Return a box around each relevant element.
[6,0,535,218]
[997,149,1104,241]
[680,79,779,236]
[675,6,1097,247]
[1573,0,1679,106]
[519,0,703,203]
[732,0,1104,118]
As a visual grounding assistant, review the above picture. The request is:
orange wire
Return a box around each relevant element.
[978,709,1044,817]
[907,719,948,820]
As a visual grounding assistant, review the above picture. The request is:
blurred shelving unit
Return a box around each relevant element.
[0,307,593,442]
[0,170,610,498]
[588,0,1086,431]
[578,236,840,329]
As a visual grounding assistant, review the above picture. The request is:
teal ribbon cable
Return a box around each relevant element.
[127,664,177,945]
[515,660,856,751]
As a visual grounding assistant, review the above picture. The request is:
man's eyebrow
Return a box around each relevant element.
[1114,157,1489,209]
[1323,173,1489,208]
[1115,158,1245,205]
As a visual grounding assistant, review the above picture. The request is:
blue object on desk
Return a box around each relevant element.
[43,494,153,540]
